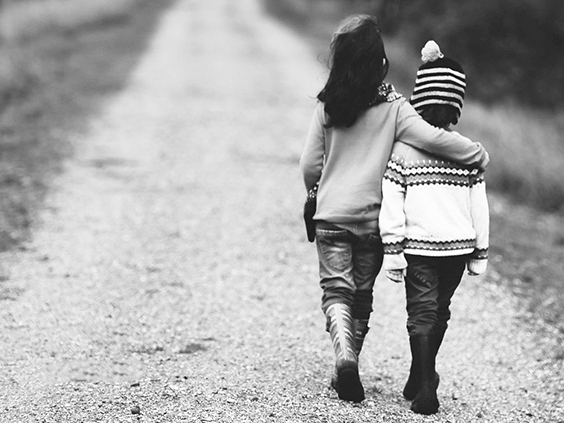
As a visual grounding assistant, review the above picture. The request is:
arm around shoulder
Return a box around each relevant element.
[395,100,489,170]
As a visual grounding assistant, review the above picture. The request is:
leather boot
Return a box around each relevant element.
[410,335,440,415]
[325,303,364,403]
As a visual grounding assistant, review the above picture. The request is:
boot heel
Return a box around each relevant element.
[411,385,439,415]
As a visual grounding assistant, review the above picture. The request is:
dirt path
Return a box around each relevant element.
[0,0,562,421]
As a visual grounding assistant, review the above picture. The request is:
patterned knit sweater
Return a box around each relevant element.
[380,140,489,274]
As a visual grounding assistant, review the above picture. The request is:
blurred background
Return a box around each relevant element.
[0,0,172,250]
[1,0,562,240]
[0,0,563,331]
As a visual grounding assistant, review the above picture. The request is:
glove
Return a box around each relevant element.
[467,258,487,276]
[303,185,318,243]
[386,268,406,283]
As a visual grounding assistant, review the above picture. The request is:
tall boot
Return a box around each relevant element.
[410,335,440,415]
[325,303,365,403]
[402,348,420,400]
[353,318,370,356]
[330,318,369,391]
[403,330,442,400]
[433,329,446,358]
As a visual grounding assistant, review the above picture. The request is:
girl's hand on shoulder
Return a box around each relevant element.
[386,268,406,283]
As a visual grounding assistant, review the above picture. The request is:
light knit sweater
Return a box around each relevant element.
[299,97,489,225]
[380,141,489,274]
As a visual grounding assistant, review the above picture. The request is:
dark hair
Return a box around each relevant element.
[317,15,389,128]
[418,104,460,128]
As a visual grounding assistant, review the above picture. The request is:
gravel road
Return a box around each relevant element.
[0,0,562,421]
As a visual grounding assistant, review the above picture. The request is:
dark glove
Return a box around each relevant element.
[303,185,318,243]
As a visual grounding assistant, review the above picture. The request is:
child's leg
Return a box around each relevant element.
[404,255,440,337]
[434,256,466,355]
[315,223,355,313]
[403,255,440,414]
[351,233,383,355]
[326,232,381,396]
[315,223,364,402]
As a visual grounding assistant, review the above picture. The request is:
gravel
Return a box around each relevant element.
[0,0,562,421]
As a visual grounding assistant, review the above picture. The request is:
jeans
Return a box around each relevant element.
[315,222,383,319]
[404,254,467,337]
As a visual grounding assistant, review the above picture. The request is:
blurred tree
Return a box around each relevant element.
[373,0,403,33]
[374,0,564,107]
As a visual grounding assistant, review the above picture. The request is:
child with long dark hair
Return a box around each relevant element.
[299,16,489,403]
[380,41,489,415]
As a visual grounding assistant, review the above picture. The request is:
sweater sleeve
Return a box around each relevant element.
[299,103,326,192]
[380,156,408,271]
[467,171,490,274]
[395,100,490,171]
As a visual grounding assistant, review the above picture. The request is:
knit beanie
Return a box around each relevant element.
[410,41,466,118]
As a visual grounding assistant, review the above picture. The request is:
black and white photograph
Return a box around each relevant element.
[0,0,563,421]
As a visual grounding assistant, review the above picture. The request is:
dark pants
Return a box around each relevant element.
[315,222,383,319]
[404,254,467,337]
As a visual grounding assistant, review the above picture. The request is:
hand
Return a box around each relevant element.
[467,259,487,276]
[478,150,490,172]
[386,268,406,283]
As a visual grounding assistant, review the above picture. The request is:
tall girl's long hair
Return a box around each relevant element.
[318,15,389,128]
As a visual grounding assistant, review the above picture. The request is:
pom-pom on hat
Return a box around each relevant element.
[410,41,466,118]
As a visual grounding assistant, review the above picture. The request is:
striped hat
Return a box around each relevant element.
[410,41,466,118]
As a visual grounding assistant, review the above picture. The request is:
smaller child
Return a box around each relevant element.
[379,41,489,415]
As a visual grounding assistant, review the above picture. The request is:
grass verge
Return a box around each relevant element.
[0,0,137,41]
[263,0,564,335]
[0,0,175,251]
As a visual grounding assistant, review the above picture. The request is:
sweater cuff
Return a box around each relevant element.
[383,253,408,271]
[477,149,490,171]
[467,258,488,275]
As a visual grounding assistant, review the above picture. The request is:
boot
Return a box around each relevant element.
[433,329,446,358]
[354,318,370,356]
[325,304,365,403]
[330,318,369,391]
[403,330,443,400]
[402,351,420,400]
[410,335,439,415]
